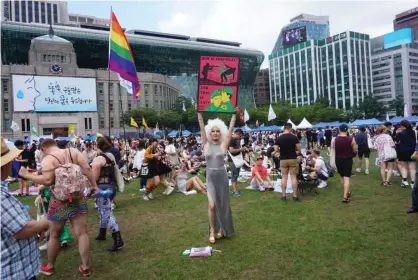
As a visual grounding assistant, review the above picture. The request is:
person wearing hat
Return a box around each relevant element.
[331,124,357,203]
[250,156,274,191]
[1,137,49,280]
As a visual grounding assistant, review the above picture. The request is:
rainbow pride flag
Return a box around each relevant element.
[108,11,140,102]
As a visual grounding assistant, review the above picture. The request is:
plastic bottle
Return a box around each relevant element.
[95,189,113,198]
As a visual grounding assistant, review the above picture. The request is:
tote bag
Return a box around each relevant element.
[228,151,244,169]
[383,143,397,161]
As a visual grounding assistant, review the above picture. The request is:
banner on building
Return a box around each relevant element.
[12,75,97,112]
[197,56,239,113]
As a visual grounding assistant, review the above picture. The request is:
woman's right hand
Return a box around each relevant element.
[34,195,43,206]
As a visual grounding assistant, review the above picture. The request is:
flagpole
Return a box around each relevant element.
[107,7,112,137]
[119,85,127,143]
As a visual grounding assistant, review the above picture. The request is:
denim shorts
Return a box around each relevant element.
[229,161,241,183]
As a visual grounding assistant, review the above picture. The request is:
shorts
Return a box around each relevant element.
[280,159,299,176]
[335,158,353,177]
[229,161,241,183]
[397,151,415,162]
[326,139,332,147]
[358,148,371,159]
[48,198,88,222]
[317,172,329,181]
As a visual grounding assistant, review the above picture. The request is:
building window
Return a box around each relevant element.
[109,83,113,96]
[99,100,104,112]
[145,100,149,108]
[154,85,158,95]
[40,2,45,23]
[21,119,30,132]
[98,82,104,94]
[100,117,105,128]
[2,79,8,93]
[34,1,39,22]
[144,84,149,95]
[53,4,58,23]
[14,1,20,21]
[110,118,114,128]
[46,3,51,23]
[69,15,77,22]
[4,119,11,132]
[84,117,92,130]
[21,1,27,22]
[61,56,65,63]
[109,101,114,111]
[128,99,132,111]
[3,99,9,112]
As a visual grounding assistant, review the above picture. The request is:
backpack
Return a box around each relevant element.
[50,148,87,202]
[324,160,335,178]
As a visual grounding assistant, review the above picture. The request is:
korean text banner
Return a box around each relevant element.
[12,75,97,112]
[197,56,239,113]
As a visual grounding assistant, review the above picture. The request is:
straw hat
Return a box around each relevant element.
[0,137,23,167]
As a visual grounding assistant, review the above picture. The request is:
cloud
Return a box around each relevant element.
[157,1,417,68]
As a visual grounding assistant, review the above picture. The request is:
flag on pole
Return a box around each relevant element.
[404,103,409,118]
[386,112,390,121]
[30,124,39,137]
[108,10,141,103]
[268,104,277,121]
[244,109,250,122]
[142,117,149,128]
[182,102,186,112]
[154,122,160,135]
[130,117,138,128]
[10,121,20,132]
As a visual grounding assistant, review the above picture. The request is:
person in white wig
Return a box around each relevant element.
[197,109,237,244]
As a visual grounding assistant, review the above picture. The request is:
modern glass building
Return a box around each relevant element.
[269,31,372,110]
[271,14,330,54]
[1,21,264,108]
[371,28,418,114]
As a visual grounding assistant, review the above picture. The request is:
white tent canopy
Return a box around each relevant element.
[297,118,313,129]
[286,119,296,128]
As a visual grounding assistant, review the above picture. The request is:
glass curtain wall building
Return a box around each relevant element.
[1,21,264,108]
[271,14,330,54]
[269,31,372,110]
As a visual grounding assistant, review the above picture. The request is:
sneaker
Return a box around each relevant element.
[40,264,54,276]
[281,196,287,201]
[162,188,168,195]
[365,169,369,175]
[401,180,409,188]
[79,265,92,277]
[143,193,153,201]
[139,188,145,193]
[356,168,362,173]
[407,207,418,214]
[60,240,68,248]
[165,186,175,196]
[293,196,300,202]
[232,190,241,197]
[39,242,48,251]
[318,181,328,189]
[259,185,265,192]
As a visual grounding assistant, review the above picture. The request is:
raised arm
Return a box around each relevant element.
[198,112,207,145]
[221,112,237,151]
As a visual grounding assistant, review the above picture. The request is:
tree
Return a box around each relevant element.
[160,110,181,129]
[358,95,386,119]
[390,95,404,116]
[345,104,364,122]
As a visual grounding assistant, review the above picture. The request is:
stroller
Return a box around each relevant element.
[297,157,319,195]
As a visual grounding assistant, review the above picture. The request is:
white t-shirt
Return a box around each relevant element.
[315,156,328,177]
[134,149,145,170]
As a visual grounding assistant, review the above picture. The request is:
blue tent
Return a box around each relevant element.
[182,130,191,136]
[390,116,418,124]
[349,118,382,127]
[168,130,177,137]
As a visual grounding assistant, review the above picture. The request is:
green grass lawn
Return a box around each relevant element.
[15,153,418,280]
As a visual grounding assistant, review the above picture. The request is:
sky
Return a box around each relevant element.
[68,0,418,68]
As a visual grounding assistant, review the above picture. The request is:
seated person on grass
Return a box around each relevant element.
[305,149,329,188]
[251,156,274,191]
[171,161,207,194]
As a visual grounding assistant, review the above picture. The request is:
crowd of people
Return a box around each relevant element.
[2,115,418,279]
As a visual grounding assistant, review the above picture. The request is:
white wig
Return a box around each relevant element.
[205,118,229,143]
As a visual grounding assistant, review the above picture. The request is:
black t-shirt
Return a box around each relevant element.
[20,149,34,168]
[228,138,241,162]
[324,129,332,140]
[275,133,300,160]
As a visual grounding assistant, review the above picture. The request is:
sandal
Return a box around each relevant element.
[342,198,350,203]
[209,229,215,244]
[216,230,224,240]
[347,191,352,198]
